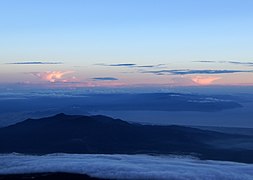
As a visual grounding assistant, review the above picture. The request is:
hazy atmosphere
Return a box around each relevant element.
[0,1,253,180]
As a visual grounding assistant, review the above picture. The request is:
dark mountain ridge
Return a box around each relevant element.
[0,113,253,163]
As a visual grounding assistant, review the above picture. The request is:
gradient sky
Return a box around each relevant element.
[0,0,253,88]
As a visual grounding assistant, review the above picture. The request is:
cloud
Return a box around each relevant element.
[144,69,253,75]
[194,60,253,66]
[193,60,216,63]
[110,63,136,67]
[0,153,253,180]
[228,61,253,66]
[92,77,119,81]
[31,71,74,83]
[191,76,221,85]
[134,64,166,68]
[104,63,137,67]
[7,62,63,65]
[96,63,166,68]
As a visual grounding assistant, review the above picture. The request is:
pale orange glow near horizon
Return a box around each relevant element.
[1,65,253,87]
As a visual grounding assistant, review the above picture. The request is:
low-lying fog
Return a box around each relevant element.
[1,153,253,180]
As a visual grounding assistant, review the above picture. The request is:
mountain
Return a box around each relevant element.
[0,113,253,163]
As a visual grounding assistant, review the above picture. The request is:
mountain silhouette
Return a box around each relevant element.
[0,113,253,163]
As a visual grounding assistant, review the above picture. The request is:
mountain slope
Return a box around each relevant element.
[0,113,253,163]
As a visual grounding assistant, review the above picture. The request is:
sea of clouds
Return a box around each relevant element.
[0,153,253,180]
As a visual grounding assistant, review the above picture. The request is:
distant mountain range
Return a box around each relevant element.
[0,114,253,163]
[0,93,244,128]
[0,93,243,113]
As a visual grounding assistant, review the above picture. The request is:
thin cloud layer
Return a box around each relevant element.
[92,77,119,81]
[7,62,63,65]
[135,64,166,68]
[193,60,216,63]
[96,63,166,68]
[1,153,253,180]
[228,61,253,66]
[144,69,253,75]
[109,63,136,67]
[96,63,136,67]
[194,60,253,66]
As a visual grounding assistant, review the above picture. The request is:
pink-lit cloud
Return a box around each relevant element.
[30,71,126,87]
[32,71,74,83]
[191,76,221,85]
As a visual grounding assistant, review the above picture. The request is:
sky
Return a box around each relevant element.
[0,0,253,88]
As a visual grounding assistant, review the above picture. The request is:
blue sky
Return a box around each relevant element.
[0,0,253,87]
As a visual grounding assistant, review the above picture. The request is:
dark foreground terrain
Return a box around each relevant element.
[0,113,253,163]
[0,173,104,180]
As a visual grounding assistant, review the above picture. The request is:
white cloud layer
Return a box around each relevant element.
[0,153,253,180]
